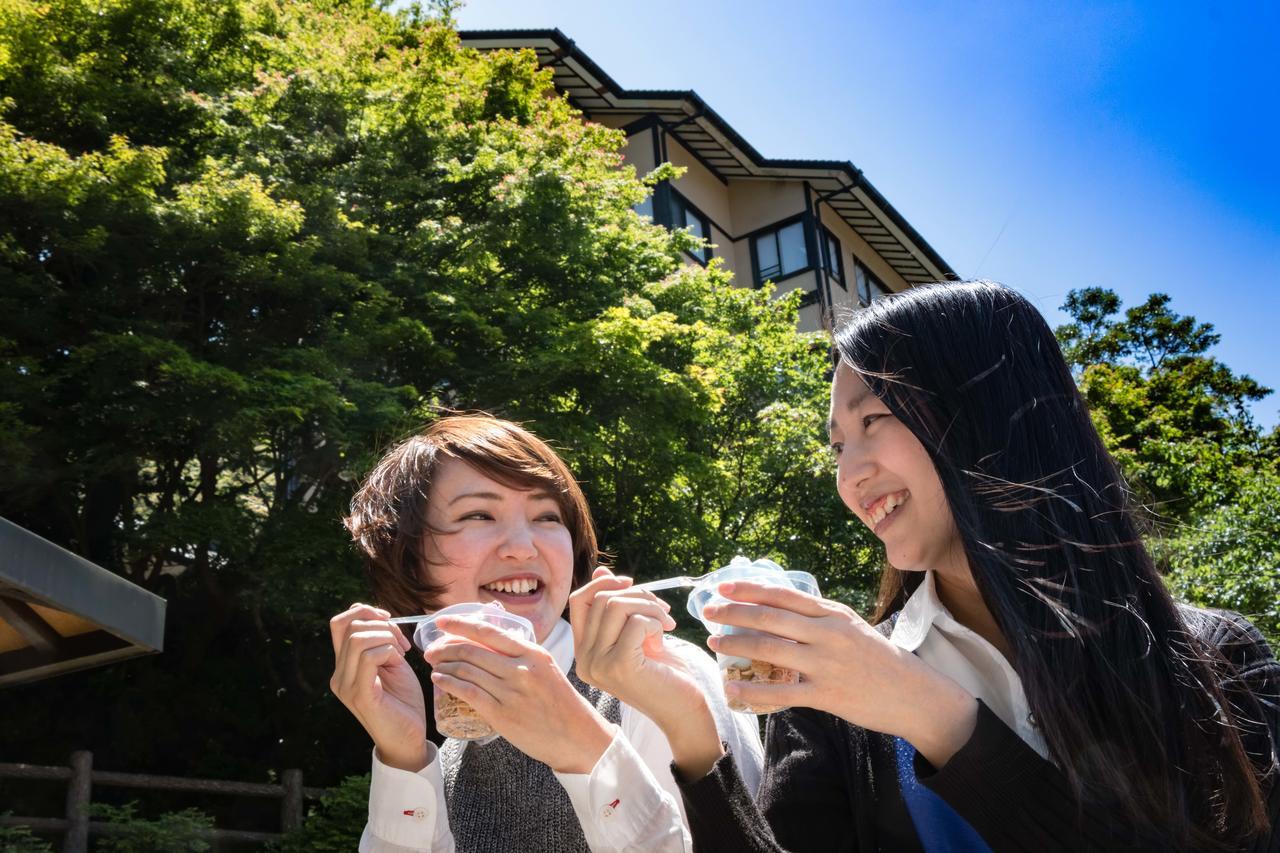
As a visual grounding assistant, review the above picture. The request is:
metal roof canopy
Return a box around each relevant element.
[0,517,165,688]
[459,29,957,286]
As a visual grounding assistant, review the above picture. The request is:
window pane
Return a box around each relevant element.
[825,232,842,279]
[778,222,808,275]
[855,263,871,305]
[686,212,706,242]
[635,195,654,220]
[756,233,781,279]
[690,217,709,263]
[668,195,684,228]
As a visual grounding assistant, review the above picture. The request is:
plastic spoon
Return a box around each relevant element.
[633,575,699,593]
[387,576,697,624]
[388,614,434,625]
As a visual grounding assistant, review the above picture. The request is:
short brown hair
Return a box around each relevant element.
[343,415,599,617]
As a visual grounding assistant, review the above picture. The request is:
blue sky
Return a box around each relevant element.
[453,1,1280,427]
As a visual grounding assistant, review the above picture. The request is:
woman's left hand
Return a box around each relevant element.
[423,617,616,774]
[570,567,726,780]
[705,581,977,766]
[570,568,703,727]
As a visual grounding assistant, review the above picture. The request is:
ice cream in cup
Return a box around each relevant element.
[687,556,820,714]
[414,602,536,740]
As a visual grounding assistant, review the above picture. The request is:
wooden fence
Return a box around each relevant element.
[0,751,326,850]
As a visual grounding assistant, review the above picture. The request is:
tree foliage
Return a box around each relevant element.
[1160,467,1280,644]
[89,802,215,853]
[0,815,53,853]
[0,0,874,789]
[266,774,369,852]
[1057,287,1278,643]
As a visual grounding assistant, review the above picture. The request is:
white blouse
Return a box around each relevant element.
[889,570,1049,759]
[360,618,764,852]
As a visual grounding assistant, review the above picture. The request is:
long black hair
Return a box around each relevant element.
[834,281,1271,848]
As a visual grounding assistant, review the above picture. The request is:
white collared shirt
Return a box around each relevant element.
[360,619,764,852]
[889,571,1049,760]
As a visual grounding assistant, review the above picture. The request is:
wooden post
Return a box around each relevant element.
[280,769,303,832]
[63,751,92,853]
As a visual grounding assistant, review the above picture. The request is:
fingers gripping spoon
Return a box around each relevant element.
[386,575,698,626]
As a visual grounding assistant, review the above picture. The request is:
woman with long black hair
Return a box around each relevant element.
[570,280,1279,851]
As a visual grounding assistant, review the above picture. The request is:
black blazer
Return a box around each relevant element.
[675,607,1280,852]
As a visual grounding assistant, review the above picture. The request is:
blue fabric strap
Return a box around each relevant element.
[894,737,992,852]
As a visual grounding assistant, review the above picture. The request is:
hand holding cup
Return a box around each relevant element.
[414,603,536,741]
[687,557,819,714]
[704,580,978,765]
[422,610,617,774]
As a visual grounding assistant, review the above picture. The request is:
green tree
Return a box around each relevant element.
[90,802,214,853]
[518,263,880,607]
[1057,287,1271,519]
[1158,466,1280,644]
[267,774,369,853]
[0,0,872,791]
[0,816,54,853]
[1057,288,1278,643]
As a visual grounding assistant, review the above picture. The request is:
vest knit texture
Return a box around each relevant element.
[440,664,623,853]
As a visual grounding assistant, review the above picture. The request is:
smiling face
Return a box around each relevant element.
[828,361,966,576]
[421,457,574,644]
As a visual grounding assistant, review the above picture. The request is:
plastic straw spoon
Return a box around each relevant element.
[388,614,434,625]
[387,576,697,623]
[633,575,699,593]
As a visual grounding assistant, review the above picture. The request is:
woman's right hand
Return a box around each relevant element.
[704,582,978,768]
[329,602,430,772]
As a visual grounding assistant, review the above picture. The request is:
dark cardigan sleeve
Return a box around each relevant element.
[675,748,786,853]
[674,707,860,853]
[757,707,861,852]
[917,609,1280,852]
[914,701,1134,851]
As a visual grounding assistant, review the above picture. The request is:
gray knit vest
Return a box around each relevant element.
[440,665,623,853]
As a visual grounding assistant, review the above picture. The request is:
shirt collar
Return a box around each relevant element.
[543,618,575,673]
[889,570,952,652]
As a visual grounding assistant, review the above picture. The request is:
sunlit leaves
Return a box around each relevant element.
[1057,288,1278,644]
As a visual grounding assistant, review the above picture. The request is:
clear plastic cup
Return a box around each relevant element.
[413,603,536,740]
[687,556,820,715]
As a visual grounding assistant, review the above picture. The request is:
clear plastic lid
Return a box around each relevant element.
[686,556,820,625]
[413,601,536,651]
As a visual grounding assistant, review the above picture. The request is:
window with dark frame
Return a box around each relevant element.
[822,227,845,288]
[854,261,889,306]
[668,189,711,265]
[752,219,809,282]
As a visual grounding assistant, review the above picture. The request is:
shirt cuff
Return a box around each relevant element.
[555,729,685,848]
[366,743,452,850]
